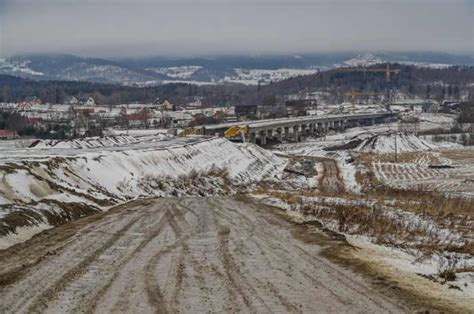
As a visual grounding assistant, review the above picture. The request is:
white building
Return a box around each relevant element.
[85,97,95,106]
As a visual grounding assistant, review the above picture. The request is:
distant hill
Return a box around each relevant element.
[1,60,473,107]
[1,52,473,86]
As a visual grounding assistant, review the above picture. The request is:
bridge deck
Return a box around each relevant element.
[204,112,393,134]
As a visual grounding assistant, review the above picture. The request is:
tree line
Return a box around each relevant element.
[1,64,473,107]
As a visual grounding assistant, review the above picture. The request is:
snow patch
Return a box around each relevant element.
[354,133,437,154]
[223,68,318,85]
[148,66,202,79]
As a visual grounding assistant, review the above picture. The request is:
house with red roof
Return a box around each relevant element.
[0,130,17,140]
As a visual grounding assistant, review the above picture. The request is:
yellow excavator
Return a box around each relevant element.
[178,127,199,137]
[224,125,249,142]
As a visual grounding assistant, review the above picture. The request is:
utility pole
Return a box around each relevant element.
[394,132,397,162]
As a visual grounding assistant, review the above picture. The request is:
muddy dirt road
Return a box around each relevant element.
[0,196,404,313]
[317,158,346,194]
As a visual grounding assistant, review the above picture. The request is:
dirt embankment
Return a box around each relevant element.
[0,196,404,313]
[0,137,287,249]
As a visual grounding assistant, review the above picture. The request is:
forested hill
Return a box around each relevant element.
[0,75,219,105]
[253,65,474,100]
[1,64,473,105]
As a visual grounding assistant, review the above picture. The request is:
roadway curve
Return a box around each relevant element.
[0,197,404,313]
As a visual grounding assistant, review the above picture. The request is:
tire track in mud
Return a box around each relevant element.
[144,235,178,314]
[234,197,400,311]
[1,200,161,313]
[144,208,187,314]
[0,201,141,284]
[212,198,347,307]
[144,200,210,314]
[317,158,346,194]
[83,206,171,313]
[281,153,346,194]
[211,198,304,312]
[0,196,406,313]
[216,224,260,312]
[183,197,275,311]
[181,198,241,311]
[169,201,222,313]
[26,214,145,313]
[165,209,188,313]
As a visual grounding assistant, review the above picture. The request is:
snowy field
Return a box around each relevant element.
[267,118,474,303]
[222,68,319,85]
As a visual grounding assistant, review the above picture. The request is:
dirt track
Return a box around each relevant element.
[318,158,346,194]
[0,196,404,313]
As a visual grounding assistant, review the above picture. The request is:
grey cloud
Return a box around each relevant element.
[1,0,472,57]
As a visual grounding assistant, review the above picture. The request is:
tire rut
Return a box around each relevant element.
[83,205,171,313]
[144,201,199,314]
[26,214,144,313]
[0,196,406,313]
[245,197,401,311]
[216,224,256,312]
[213,199,344,309]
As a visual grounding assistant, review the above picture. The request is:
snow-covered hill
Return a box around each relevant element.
[222,68,319,85]
[0,58,44,77]
[147,66,203,79]
[353,132,438,154]
[0,136,287,248]
[0,52,468,85]
[340,53,384,67]
[337,53,453,69]
[59,63,159,85]
[29,135,141,149]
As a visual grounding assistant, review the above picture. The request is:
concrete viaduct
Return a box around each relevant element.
[202,112,395,145]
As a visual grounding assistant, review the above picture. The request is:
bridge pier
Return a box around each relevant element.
[292,125,300,142]
[301,124,308,135]
[284,127,290,141]
[328,121,334,130]
[266,129,273,142]
[248,132,256,144]
[258,130,267,145]
[276,128,283,142]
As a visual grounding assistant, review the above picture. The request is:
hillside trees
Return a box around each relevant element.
[458,102,474,123]
[0,65,473,106]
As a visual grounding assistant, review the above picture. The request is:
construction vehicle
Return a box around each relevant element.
[337,63,401,82]
[224,125,249,142]
[178,127,200,137]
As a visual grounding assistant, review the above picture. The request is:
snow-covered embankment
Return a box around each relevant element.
[0,137,286,249]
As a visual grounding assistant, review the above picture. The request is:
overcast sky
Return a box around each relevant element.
[0,0,472,58]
